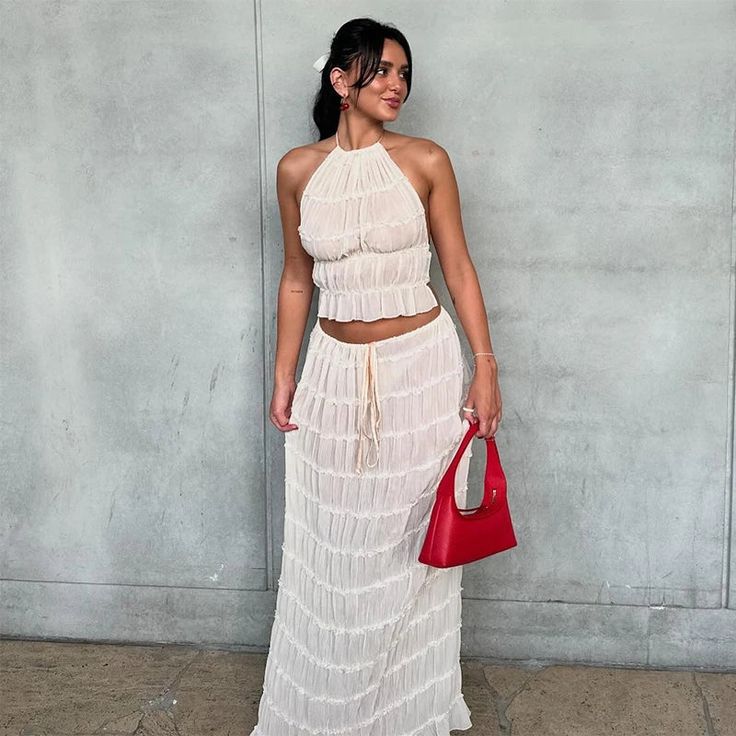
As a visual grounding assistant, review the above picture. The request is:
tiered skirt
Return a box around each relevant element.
[250,306,474,736]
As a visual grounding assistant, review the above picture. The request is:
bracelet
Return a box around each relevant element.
[472,351,497,369]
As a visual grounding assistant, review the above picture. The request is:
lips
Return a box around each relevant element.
[384,98,401,108]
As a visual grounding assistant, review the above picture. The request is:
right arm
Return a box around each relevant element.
[269,148,315,432]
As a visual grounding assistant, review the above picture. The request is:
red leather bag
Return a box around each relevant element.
[418,419,518,567]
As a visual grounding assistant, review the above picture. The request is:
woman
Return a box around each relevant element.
[250,17,502,736]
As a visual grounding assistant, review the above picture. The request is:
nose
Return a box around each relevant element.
[388,71,403,92]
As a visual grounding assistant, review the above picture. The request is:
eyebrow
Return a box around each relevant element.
[379,60,410,70]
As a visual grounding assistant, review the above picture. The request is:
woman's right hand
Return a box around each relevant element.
[269,379,299,432]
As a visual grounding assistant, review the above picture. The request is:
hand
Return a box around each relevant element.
[269,379,299,432]
[462,365,502,439]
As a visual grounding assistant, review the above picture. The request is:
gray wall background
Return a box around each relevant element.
[1,0,734,670]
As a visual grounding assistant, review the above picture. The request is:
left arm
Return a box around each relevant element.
[424,140,502,438]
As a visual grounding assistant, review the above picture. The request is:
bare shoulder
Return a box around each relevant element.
[277,142,318,179]
[387,133,447,157]
[386,133,453,190]
[277,140,334,198]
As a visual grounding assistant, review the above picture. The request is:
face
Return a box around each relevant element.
[332,38,410,120]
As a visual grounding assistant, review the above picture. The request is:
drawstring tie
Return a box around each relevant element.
[355,341,381,474]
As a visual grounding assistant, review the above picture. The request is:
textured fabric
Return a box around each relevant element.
[297,131,439,322]
[250,306,474,736]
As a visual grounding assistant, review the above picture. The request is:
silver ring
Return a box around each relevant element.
[462,406,476,413]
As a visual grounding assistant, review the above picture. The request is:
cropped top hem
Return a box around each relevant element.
[317,281,439,322]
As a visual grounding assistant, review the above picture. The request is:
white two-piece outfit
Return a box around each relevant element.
[249,129,474,735]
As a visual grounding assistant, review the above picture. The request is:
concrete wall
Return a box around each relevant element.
[1,0,734,669]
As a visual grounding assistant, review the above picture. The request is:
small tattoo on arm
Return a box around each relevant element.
[290,289,304,293]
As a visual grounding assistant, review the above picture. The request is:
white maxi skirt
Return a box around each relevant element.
[250,305,474,736]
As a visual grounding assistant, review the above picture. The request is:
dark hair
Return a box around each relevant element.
[312,18,413,141]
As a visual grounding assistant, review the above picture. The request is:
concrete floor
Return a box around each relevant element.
[0,639,734,736]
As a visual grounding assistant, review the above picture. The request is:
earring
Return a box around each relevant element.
[339,95,349,111]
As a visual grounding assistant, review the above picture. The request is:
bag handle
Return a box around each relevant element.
[438,419,507,511]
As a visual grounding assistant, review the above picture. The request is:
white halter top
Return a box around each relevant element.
[297,129,438,322]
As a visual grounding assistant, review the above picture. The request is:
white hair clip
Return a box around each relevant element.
[313,52,330,72]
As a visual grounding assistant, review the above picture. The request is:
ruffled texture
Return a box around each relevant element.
[318,281,438,323]
[249,307,474,736]
[312,246,438,322]
[297,140,437,323]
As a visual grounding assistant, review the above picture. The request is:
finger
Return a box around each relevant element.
[271,413,298,432]
[461,404,477,421]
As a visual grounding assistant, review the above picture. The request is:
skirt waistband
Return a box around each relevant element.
[308,306,457,474]
[311,306,453,358]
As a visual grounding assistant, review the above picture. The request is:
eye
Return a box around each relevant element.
[378,67,409,79]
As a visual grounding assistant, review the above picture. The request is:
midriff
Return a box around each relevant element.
[318,283,442,344]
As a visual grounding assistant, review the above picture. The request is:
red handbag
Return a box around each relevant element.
[418,419,518,568]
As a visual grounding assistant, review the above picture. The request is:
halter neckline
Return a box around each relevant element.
[334,127,385,153]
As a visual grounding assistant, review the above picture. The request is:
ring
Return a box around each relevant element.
[462,406,476,413]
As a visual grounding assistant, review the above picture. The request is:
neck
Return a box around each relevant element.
[335,124,385,151]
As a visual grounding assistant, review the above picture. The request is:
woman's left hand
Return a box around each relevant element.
[462,363,502,438]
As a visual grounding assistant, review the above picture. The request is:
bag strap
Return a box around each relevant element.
[438,419,506,501]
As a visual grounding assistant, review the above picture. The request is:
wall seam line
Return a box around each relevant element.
[253,0,272,592]
[722,58,736,610]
